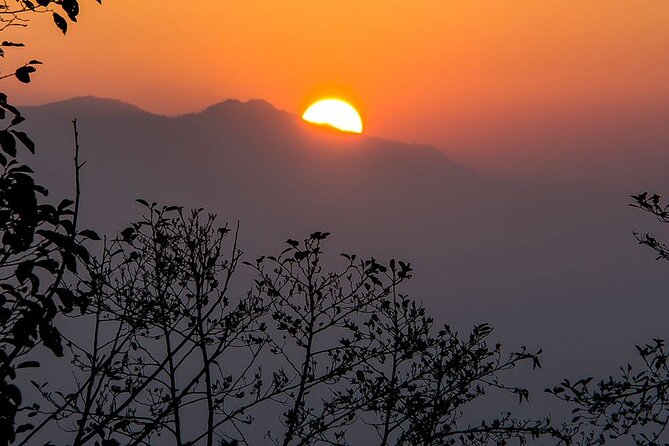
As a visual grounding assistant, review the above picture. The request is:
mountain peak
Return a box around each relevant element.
[197,98,286,117]
[23,96,155,117]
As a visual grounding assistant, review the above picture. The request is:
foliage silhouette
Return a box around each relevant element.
[2,199,575,445]
[0,2,570,442]
[0,100,95,446]
[0,1,96,35]
[0,2,99,444]
[0,0,99,84]
[20,205,572,445]
[630,192,669,261]
[548,192,669,446]
[249,240,562,445]
[22,203,268,446]
[3,1,663,445]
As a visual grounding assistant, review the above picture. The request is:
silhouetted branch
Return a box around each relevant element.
[548,192,669,445]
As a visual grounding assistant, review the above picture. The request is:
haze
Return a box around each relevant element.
[5,1,669,178]
[4,2,669,443]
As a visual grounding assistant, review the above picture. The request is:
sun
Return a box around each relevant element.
[302,99,363,134]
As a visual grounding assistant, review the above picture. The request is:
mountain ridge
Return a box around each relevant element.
[14,94,669,392]
[22,95,471,173]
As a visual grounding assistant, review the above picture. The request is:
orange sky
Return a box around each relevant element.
[5,1,669,174]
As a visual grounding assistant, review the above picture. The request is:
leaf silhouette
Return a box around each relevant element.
[53,13,67,34]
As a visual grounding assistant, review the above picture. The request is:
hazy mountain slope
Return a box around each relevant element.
[19,97,668,388]
[24,97,476,229]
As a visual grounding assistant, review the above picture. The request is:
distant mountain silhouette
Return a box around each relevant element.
[19,96,669,390]
[23,97,479,237]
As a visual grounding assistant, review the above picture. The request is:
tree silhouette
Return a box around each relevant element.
[20,203,269,446]
[3,199,575,445]
[0,1,94,35]
[0,1,624,445]
[630,192,669,261]
[0,2,100,444]
[548,192,669,446]
[0,105,95,446]
[213,230,565,445]
[0,1,96,84]
[249,234,415,445]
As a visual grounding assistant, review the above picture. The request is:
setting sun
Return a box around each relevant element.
[302,99,363,134]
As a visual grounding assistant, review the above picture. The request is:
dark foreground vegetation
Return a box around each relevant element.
[1,1,668,445]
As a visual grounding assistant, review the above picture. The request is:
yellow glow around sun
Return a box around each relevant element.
[302,99,363,134]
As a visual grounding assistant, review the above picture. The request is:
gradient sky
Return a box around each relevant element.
[6,1,669,175]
